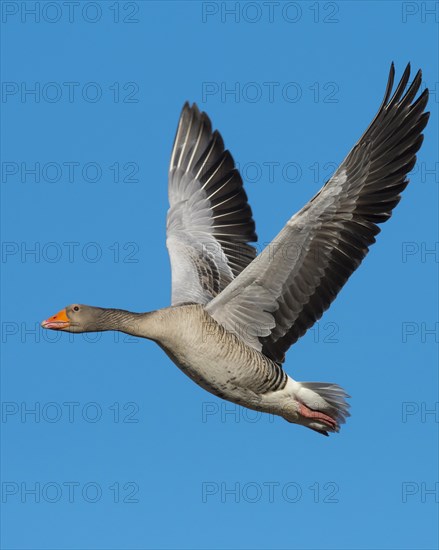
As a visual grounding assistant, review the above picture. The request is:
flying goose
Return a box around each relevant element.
[42,64,429,435]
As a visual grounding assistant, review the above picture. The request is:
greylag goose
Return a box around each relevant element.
[42,64,429,435]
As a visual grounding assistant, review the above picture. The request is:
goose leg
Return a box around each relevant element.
[298,402,338,431]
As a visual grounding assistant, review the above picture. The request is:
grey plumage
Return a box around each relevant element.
[42,64,429,436]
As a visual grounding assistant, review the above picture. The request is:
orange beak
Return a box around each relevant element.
[41,308,70,330]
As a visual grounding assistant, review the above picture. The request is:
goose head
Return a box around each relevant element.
[41,304,103,333]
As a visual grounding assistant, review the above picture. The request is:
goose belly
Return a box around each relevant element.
[156,309,287,406]
[159,336,259,404]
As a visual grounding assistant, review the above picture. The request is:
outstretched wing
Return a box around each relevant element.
[206,63,429,363]
[166,103,257,305]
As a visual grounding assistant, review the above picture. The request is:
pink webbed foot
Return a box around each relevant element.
[298,402,338,431]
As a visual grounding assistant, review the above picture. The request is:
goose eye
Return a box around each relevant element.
[73,306,79,312]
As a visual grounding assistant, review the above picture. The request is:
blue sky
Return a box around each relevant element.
[1,1,438,549]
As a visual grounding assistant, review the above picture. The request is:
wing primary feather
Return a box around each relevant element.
[167,103,257,305]
[205,64,429,361]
